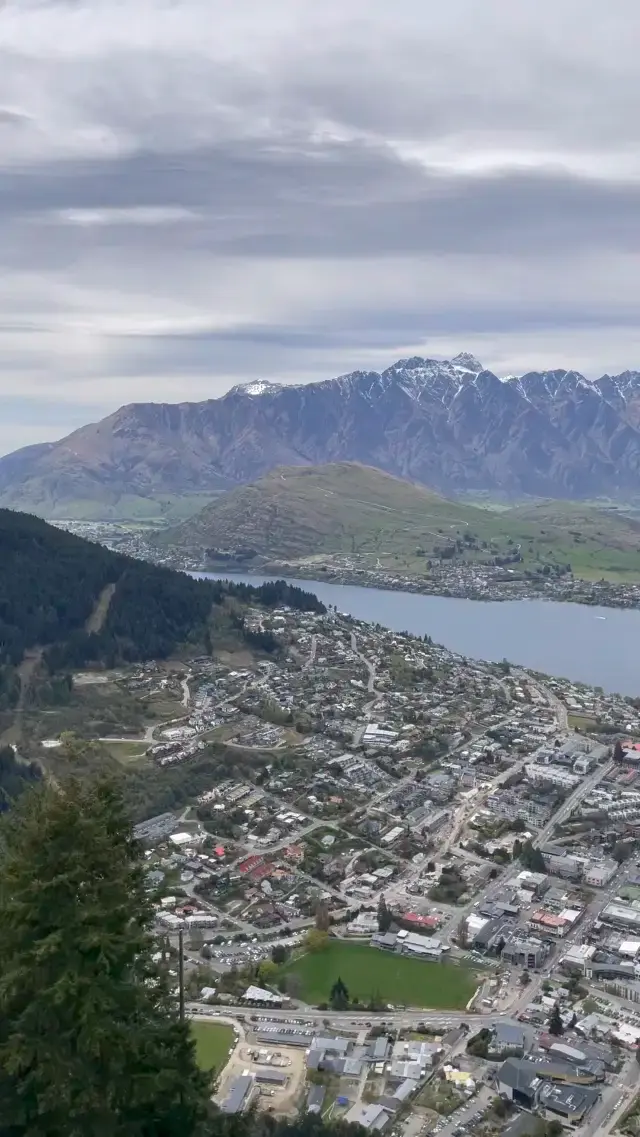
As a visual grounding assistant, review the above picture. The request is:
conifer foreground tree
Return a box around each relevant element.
[0,778,211,1137]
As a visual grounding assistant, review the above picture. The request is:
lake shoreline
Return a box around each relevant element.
[197,561,640,612]
[194,570,640,695]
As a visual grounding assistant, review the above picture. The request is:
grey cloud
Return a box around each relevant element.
[2,0,640,450]
[0,143,639,265]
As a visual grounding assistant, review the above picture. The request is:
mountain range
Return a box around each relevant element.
[5,352,640,517]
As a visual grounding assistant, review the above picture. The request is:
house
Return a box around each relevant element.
[344,1103,391,1132]
[489,1023,528,1058]
[368,1037,392,1062]
[392,1039,441,1066]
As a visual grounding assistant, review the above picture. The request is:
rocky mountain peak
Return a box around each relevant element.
[5,352,640,514]
[451,352,484,373]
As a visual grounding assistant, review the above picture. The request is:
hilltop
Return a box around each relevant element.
[6,354,640,517]
[156,463,640,581]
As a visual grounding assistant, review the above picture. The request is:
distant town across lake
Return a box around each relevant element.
[196,573,640,697]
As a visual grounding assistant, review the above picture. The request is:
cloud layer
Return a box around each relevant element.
[1,0,640,452]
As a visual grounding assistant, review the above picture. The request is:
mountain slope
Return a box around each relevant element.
[6,353,640,514]
[156,462,640,580]
[0,508,324,716]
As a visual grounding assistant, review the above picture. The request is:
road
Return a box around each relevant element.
[304,635,317,671]
[187,1003,506,1030]
[350,632,377,696]
[581,1055,637,1137]
[535,758,614,845]
[514,667,569,732]
[438,755,614,944]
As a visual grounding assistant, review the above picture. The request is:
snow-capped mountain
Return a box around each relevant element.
[4,355,640,516]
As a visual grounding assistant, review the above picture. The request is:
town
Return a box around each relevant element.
[43,597,640,1137]
[52,519,640,612]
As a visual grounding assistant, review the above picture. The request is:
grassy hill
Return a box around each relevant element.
[158,462,640,581]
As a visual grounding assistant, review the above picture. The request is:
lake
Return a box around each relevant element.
[196,573,640,696]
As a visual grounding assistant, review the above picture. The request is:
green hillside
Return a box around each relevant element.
[158,462,640,581]
[0,508,324,728]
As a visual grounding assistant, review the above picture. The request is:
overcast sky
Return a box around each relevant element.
[1,0,640,453]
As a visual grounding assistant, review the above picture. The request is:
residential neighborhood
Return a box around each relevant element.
[71,599,640,1137]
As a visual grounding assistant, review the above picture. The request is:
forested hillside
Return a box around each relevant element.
[0,745,41,811]
[0,509,324,713]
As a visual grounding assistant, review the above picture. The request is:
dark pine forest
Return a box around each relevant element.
[0,509,324,712]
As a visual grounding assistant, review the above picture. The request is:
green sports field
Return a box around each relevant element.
[281,941,478,1009]
[190,1021,235,1072]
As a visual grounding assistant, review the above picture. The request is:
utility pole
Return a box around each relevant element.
[178,927,185,1023]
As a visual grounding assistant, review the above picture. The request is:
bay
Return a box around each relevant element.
[196,572,640,696]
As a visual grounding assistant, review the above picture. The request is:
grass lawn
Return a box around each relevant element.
[105,740,150,764]
[190,1021,235,1073]
[281,942,478,1009]
[567,714,599,733]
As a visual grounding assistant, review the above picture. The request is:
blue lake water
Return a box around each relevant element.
[196,573,640,696]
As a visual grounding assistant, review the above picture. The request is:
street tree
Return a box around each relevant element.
[0,777,211,1137]
[548,1002,564,1037]
[377,894,392,934]
[613,740,626,763]
[315,900,331,932]
[304,929,329,953]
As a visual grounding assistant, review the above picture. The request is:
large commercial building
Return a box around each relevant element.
[525,764,581,791]
[221,1075,254,1115]
[601,901,640,931]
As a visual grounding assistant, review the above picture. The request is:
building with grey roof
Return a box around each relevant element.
[496,1059,542,1107]
[389,1060,424,1081]
[501,937,547,971]
[344,1103,391,1132]
[538,1082,600,1123]
[489,1023,528,1058]
[221,1075,254,1115]
[343,1057,366,1078]
[255,1070,287,1086]
[306,1086,326,1114]
[311,1036,351,1055]
[601,901,640,930]
[368,1037,392,1062]
[257,1028,313,1048]
[134,812,178,843]
[392,1078,418,1103]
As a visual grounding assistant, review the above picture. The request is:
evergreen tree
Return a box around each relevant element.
[613,739,626,763]
[519,839,546,874]
[377,894,392,934]
[315,900,331,932]
[329,977,350,1010]
[0,778,211,1137]
[548,1002,564,1037]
